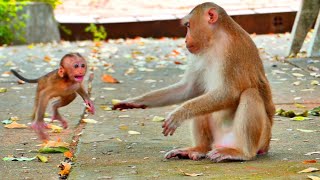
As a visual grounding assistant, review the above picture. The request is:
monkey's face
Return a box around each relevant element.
[64,58,87,82]
[183,14,210,54]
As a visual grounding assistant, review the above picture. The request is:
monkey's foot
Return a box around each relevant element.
[51,115,68,129]
[31,122,49,141]
[165,148,206,160]
[206,148,250,162]
[257,149,268,155]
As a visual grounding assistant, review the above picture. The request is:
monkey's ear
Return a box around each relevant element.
[58,66,65,78]
[207,8,218,24]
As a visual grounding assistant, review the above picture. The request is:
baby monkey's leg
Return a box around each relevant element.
[51,93,77,129]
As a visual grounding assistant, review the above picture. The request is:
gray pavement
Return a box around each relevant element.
[0,34,320,179]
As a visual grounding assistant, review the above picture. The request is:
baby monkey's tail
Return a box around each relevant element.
[10,69,38,83]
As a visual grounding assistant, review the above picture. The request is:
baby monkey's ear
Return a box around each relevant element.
[58,66,65,78]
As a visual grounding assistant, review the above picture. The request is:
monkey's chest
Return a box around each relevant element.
[202,65,223,91]
[53,84,80,96]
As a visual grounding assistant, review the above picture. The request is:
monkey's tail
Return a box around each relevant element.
[10,69,38,83]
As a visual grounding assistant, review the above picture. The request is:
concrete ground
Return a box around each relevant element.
[0,33,320,179]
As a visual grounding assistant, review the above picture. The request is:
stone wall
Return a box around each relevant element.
[13,2,60,44]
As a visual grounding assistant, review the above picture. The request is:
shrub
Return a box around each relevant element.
[0,0,61,45]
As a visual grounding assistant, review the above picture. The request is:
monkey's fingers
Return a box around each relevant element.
[112,102,147,110]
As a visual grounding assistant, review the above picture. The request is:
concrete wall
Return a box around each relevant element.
[13,2,60,44]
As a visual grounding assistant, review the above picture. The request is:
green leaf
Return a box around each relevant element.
[38,147,69,153]
[36,155,48,163]
[3,156,36,161]
[1,119,12,124]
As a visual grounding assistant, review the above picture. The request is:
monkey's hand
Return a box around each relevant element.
[112,101,147,110]
[162,115,182,136]
[85,99,95,114]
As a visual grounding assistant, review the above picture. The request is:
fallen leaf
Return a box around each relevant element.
[179,169,203,177]
[47,124,63,133]
[292,73,305,77]
[17,79,25,84]
[64,151,73,159]
[100,105,112,111]
[82,118,98,123]
[43,55,51,62]
[118,124,129,130]
[1,119,12,124]
[308,175,320,180]
[36,154,48,163]
[101,74,119,83]
[298,167,319,173]
[292,81,301,86]
[144,79,156,83]
[292,117,312,121]
[305,151,320,156]
[102,87,116,91]
[9,116,19,121]
[309,106,320,116]
[125,68,135,75]
[4,121,27,129]
[39,147,69,153]
[111,99,121,105]
[58,162,72,177]
[38,140,70,148]
[3,156,36,161]
[303,160,317,164]
[128,130,141,135]
[311,80,319,85]
[0,88,7,93]
[297,129,317,133]
[152,116,165,122]
[295,103,306,108]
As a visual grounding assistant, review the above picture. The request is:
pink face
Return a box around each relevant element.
[64,57,87,82]
[183,17,203,54]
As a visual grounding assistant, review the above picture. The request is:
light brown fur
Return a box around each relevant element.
[11,53,95,140]
[113,2,274,162]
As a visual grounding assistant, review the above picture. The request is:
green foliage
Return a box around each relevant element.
[16,0,62,9]
[85,23,107,41]
[59,25,72,36]
[0,0,26,44]
[0,0,61,45]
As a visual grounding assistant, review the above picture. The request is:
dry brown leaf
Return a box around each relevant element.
[81,118,98,124]
[43,55,51,62]
[179,169,203,177]
[101,74,119,83]
[4,121,27,129]
[64,151,73,158]
[303,160,317,164]
[298,167,319,173]
[38,140,70,148]
[58,162,72,176]
[308,175,320,180]
[128,130,141,135]
[305,151,320,156]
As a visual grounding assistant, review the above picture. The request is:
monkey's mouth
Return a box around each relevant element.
[74,75,84,82]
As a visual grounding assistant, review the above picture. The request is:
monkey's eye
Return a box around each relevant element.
[74,64,79,68]
[184,22,190,28]
[81,64,86,68]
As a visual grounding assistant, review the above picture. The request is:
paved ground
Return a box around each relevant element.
[0,33,320,179]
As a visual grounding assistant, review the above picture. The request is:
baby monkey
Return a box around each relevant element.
[11,53,95,140]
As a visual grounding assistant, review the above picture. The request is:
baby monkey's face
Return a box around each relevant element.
[64,57,87,82]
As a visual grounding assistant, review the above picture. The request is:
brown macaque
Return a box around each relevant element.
[11,53,95,140]
[113,2,274,162]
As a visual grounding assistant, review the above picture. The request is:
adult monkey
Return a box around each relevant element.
[113,2,275,162]
[11,53,95,140]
